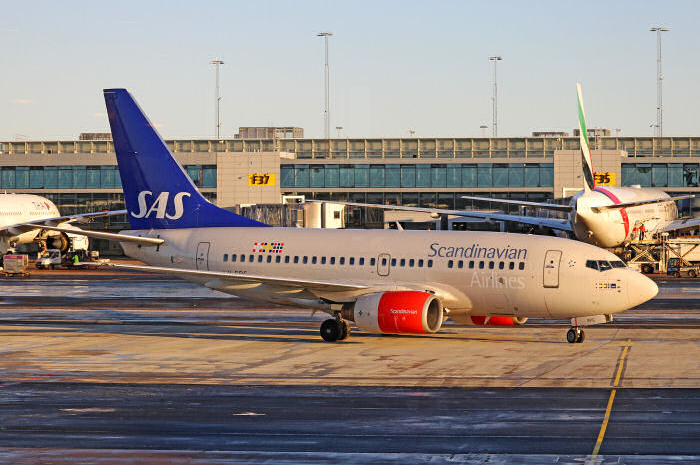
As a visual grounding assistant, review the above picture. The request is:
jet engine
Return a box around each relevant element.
[46,232,71,253]
[343,291,444,334]
[467,316,528,326]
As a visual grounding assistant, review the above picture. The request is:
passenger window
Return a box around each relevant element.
[519,262,525,270]
[232,254,237,263]
[249,255,254,262]
[340,257,345,265]
[276,256,281,263]
[400,258,406,267]
[498,261,504,270]
[509,262,514,270]
[586,260,598,271]
[479,261,485,269]
[448,260,454,268]
[391,258,396,266]
[488,261,494,269]
[321,256,327,264]
[370,258,376,266]
[294,256,299,264]
[458,260,464,269]
[418,259,424,267]
[223,254,228,262]
[598,260,612,271]
[381,258,387,266]
[349,257,355,265]
[258,255,263,263]
[241,255,246,263]
[267,255,272,263]
[359,258,365,266]
[427,259,433,268]
[303,256,308,264]
[469,261,475,269]
[409,259,415,267]
[312,256,317,264]
[331,257,336,265]
[284,256,290,264]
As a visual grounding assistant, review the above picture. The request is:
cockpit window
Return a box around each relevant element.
[610,261,626,268]
[598,260,612,271]
[586,260,599,271]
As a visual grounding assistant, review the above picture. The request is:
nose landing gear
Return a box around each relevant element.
[567,326,585,343]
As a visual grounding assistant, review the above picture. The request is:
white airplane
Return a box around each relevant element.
[67,88,658,344]
[0,193,126,255]
[325,84,696,249]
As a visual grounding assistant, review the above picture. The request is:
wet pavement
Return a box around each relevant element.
[0,267,697,462]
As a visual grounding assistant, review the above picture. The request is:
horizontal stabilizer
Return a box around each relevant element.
[27,224,164,246]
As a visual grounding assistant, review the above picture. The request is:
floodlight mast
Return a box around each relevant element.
[317,32,334,139]
[488,56,503,137]
[210,58,225,139]
[650,27,669,138]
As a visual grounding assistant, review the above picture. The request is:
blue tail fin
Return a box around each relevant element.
[104,88,268,229]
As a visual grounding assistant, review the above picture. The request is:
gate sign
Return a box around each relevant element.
[594,172,616,186]
[248,173,275,186]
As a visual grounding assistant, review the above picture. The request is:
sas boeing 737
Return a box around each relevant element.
[324,84,697,249]
[71,88,658,344]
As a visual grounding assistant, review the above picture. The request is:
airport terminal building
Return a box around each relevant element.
[1,134,700,233]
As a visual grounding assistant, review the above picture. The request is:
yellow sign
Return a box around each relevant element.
[594,172,616,186]
[248,173,275,186]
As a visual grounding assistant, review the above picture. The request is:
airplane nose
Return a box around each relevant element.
[627,271,658,308]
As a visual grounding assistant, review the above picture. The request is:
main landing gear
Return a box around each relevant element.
[320,316,351,342]
[566,326,585,344]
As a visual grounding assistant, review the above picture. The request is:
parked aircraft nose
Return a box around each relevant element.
[627,271,658,308]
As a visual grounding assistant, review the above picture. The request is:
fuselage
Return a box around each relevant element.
[0,194,62,251]
[121,228,657,321]
[570,186,677,248]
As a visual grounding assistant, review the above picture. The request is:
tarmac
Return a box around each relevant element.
[0,264,697,463]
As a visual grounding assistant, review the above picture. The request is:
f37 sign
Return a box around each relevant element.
[248,173,275,186]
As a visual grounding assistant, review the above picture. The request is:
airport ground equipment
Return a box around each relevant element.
[3,254,30,277]
[624,236,700,273]
[666,257,700,278]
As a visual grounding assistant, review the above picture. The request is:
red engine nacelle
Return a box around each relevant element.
[467,316,528,326]
[349,291,444,335]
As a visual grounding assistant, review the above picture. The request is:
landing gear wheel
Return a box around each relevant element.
[320,318,341,342]
[689,270,697,278]
[567,326,584,344]
[338,319,351,340]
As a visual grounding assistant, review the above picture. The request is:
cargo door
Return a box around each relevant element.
[196,242,210,271]
[377,253,391,276]
[543,250,562,288]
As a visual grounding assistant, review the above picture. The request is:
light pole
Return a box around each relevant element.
[488,56,502,137]
[650,27,669,138]
[210,58,225,139]
[317,32,334,139]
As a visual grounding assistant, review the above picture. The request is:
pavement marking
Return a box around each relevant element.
[0,371,63,389]
[590,338,631,459]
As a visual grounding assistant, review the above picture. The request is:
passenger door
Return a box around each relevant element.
[377,253,391,276]
[543,250,562,288]
[196,242,210,271]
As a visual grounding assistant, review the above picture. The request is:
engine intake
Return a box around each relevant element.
[347,291,444,335]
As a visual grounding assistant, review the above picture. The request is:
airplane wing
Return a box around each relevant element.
[591,195,695,212]
[307,200,572,232]
[662,217,700,233]
[460,196,573,212]
[95,261,368,293]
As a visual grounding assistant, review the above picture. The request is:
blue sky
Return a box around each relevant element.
[1,1,697,139]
